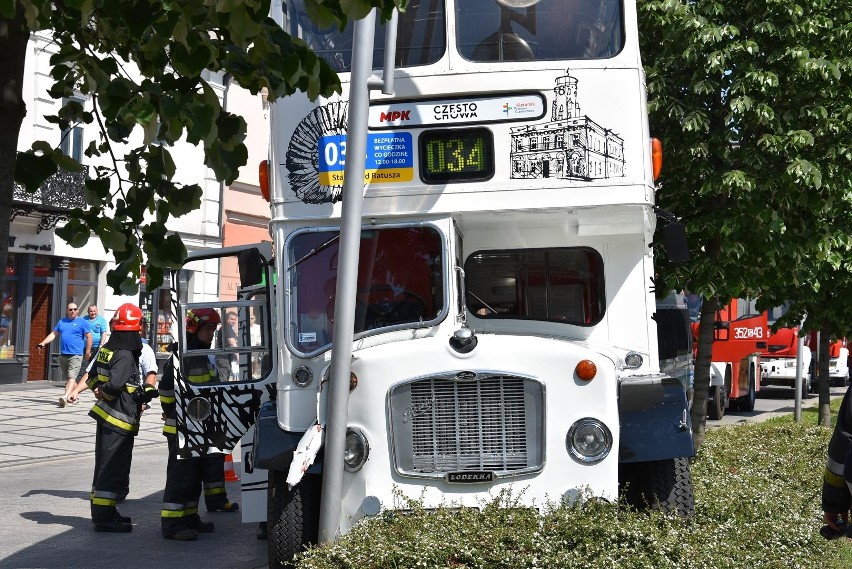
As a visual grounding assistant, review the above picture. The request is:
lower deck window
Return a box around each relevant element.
[465,247,605,326]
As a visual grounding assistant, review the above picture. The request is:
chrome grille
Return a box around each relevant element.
[389,374,544,478]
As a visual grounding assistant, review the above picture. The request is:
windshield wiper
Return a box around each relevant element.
[288,234,340,271]
[467,290,498,314]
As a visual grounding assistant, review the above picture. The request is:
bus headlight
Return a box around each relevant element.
[624,352,643,369]
[566,418,612,464]
[344,427,369,472]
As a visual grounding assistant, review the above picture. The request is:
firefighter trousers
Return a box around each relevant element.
[161,439,231,530]
[202,453,229,510]
[161,435,204,536]
[91,422,135,524]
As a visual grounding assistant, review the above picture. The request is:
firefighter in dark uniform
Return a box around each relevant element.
[160,308,238,541]
[87,303,156,532]
[822,386,852,537]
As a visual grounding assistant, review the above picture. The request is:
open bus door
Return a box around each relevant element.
[169,244,275,458]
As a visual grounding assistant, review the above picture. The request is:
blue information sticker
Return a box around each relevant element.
[318,132,413,185]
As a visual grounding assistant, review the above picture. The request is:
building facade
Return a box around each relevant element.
[4,32,227,383]
[218,83,272,300]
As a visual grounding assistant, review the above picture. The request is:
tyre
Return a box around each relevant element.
[708,385,725,420]
[619,457,695,519]
[801,374,811,399]
[831,373,849,388]
[268,471,322,568]
[738,367,756,412]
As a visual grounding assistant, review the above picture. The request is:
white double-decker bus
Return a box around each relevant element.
[168,0,694,565]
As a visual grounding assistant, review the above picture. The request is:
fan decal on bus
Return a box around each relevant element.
[286,101,349,204]
[509,71,625,181]
[286,100,416,204]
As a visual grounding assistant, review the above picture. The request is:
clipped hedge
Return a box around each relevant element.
[296,407,852,568]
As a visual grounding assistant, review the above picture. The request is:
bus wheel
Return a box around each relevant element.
[619,457,694,519]
[801,375,812,399]
[708,385,725,420]
[268,471,322,568]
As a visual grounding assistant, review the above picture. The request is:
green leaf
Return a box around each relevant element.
[144,265,165,291]
[0,0,15,18]
[171,40,215,77]
[143,232,187,269]
[55,218,92,248]
[15,151,57,192]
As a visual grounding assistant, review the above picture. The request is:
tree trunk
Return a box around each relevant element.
[817,322,832,427]
[690,295,718,453]
[0,8,30,295]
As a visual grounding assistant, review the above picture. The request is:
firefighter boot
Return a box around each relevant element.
[186,514,215,533]
[163,527,198,541]
[94,520,132,533]
[208,501,239,512]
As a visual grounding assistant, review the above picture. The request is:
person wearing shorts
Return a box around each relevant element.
[37,302,92,407]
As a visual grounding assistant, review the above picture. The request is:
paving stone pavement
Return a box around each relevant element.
[0,381,268,569]
[0,381,166,469]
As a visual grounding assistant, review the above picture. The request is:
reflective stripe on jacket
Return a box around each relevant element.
[88,348,142,436]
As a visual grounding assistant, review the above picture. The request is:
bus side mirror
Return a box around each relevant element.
[664,222,689,263]
[238,247,269,287]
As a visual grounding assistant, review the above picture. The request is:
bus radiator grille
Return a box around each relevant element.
[388,374,544,478]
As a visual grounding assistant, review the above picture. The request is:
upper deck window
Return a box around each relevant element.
[289,0,446,72]
[465,247,605,326]
[288,226,445,355]
[457,0,624,62]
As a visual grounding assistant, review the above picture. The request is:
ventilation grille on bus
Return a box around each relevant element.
[389,374,544,479]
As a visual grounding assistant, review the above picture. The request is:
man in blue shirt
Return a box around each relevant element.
[84,304,110,354]
[37,302,92,407]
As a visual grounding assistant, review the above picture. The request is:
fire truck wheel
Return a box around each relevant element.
[619,457,695,519]
[267,471,322,568]
[738,371,756,413]
[802,375,812,398]
[707,385,725,420]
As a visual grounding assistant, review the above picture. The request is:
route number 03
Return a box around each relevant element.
[324,140,347,167]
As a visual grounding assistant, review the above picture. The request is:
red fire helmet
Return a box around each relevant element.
[186,308,221,334]
[112,303,144,332]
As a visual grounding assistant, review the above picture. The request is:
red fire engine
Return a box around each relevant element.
[691,297,763,420]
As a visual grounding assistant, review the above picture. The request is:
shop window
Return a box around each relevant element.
[1,255,18,356]
[1,283,16,356]
[68,260,98,320]
[68,259,97,281]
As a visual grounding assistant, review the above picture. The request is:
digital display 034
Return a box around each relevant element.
[419,128,494,183]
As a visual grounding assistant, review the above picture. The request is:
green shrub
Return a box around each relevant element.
[296,403,852,568]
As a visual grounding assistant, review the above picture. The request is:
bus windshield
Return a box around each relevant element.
[458,0,624,62]
[288,226,445,354]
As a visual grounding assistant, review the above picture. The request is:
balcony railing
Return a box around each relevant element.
[12,168,88,232]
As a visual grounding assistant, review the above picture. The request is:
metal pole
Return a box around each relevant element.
[317,11,378,544]
[793,317,806,422]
